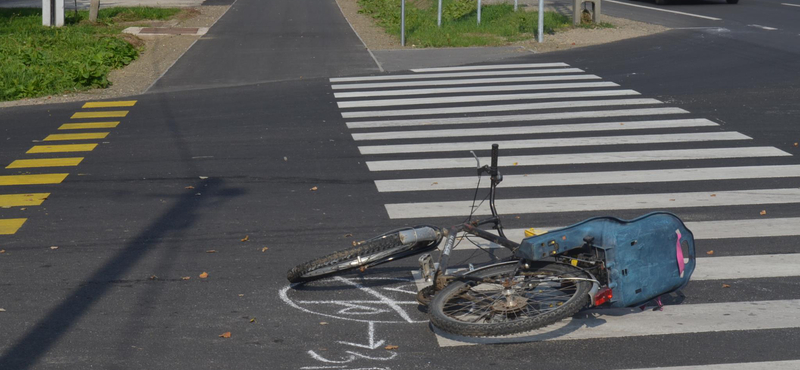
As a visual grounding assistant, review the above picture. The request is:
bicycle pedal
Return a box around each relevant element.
[418,253,434,282]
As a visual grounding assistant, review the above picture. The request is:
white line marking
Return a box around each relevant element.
[605,0,722,21]
[358,132,750,155]
[337,322,386,350]
[334,82,620,98]
[410,63,569,72]
[385,188,800,218]
[365,147,790,172]
[455,218,800,250]
[783,2,800,7]
[338,90,641,108]
[342,98,662,118]
[346,107,688,128]
[374,165,800,192]
[352,118,717,141]
[330,68,584,83]
[748,24,779,31]
[694,254,800,280]
[433,299,800,346]
[331,74,602,90]
[624,360,800,370]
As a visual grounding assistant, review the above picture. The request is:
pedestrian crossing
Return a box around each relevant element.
[328,62,800,360]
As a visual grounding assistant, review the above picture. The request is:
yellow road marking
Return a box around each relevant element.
[71,111,128,119]
[59,122,119,130]
[27,144,97,153]
[82,101,137,108]
[6,158,84,169]
[44,132,109,141]
[0,174,68,186]
[0,219,27,235]
[0,193,49,207]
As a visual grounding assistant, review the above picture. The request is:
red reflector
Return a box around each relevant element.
[594,288,613,306]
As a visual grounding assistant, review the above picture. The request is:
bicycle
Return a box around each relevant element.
[287,144,697,337]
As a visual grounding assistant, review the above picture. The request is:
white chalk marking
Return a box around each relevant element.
[330,68,584,83]
[605,0,722,20]
[346,107,688,128]
[385,188,800,219]
[334,82,619,98]
[331,74,602,90]
[365,147,789,171]
[337,90,641,108]
[342,98,662,118]
[783,2,800,7]
[337,322,386,350]
[333,277,415,323]
[352,118,717,141]
[410,63,569,72]
[374,164,800,192]
[748,24,778,31]
[359,132,750,155]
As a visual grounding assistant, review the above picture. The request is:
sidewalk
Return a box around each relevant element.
[0,0,205,8]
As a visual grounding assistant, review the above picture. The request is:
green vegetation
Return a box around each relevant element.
[358,0,574,47]
[0,7,181,102]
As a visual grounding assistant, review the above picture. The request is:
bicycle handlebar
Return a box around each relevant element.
[490,144,499,178]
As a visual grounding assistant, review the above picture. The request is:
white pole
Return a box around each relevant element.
[538,0,544,43]
[438,0,442,27]
[514,0,518,11]
[42,0,64,27]
[477,0,482,25]
[401,0,406,46]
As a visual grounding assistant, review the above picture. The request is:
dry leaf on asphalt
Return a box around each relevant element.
[181,276,191,280]
[722,284,731,288]
[343,234,353,238]
[206,250,217,253]
[199,272,209,279]
[384,345,399,350]
[310,186,318,191]
[219,332,231,338]
[238,294,244,297]
[0,250,5,254]
[710,194,716,197]
[261,247,269,252]
[760,210,767,215]
[0,308,5,312]
[250,318,256,323]
[706,250,715,255]
[241,235,249,242]
[795,143,798,147]
[49,246,58,250]
[149,275,158,280]
[185,186,195,189]
[199,176,209,180]
[319,322,328,325]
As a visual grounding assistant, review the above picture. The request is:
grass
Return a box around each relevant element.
[358,0,577,47]
[0,7,182,102]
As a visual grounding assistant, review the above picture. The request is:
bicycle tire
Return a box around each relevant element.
[429,262,592,337]
[287,231,437,283]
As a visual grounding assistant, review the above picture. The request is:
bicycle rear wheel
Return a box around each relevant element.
[429,262,592,337]
[287,228,440,283]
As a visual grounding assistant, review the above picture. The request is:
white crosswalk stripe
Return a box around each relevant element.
[329,62,800,358]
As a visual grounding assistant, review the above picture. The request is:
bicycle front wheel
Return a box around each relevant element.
[287,229,439,283]
[429,262,592,337]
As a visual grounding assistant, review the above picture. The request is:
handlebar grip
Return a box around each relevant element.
[490,144,499,176]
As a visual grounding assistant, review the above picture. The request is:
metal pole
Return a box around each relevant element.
[437,0,442,27]
[514,0,518,11]
[537,0,544,43]
[477,0,481,25]
[401,0,406,46]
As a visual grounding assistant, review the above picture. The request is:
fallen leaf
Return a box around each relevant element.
[206,250,217,253]
[760,210,767,216]
[343,233,353,238]
[20,208,26,211]
[619,122,624,125]
[149,275,158,280]
[319,321,328,325]
[50,246,58,250]
[669,199,675,201]
[706,250,714,255]
[0,308,5,312]
[283,157,288,161]
[238,294,244,297]
[794,143,798,147]
[710,194,716,197]
[181,276,190,280]
[513,162,518,166]
[0,250,5,254]
[431,182,438,185]
[219,332,231,338]
[384,345,399,350]
[261,247,269,252]
[185,186,195,189]
[195,193,202,196]
[241,235,249,242]
[199,272,209,279]
[250,318,256,323]
[515,216,520,219]
[722,284,731,288]
[199,176,209,180]
[310,186,318,191]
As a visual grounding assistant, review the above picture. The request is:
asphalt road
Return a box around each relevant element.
[1,0,800,369]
